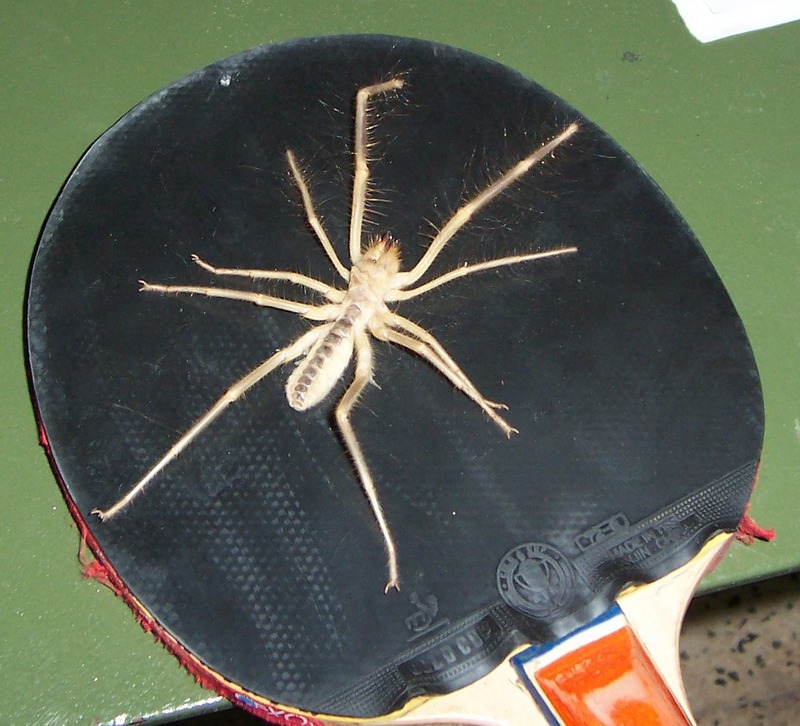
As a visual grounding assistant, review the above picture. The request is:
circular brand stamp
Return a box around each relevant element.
[496,542,575,619]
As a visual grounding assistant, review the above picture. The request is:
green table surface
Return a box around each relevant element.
[2,2,797,724]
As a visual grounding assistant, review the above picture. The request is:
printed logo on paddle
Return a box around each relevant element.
[496,542,576,619]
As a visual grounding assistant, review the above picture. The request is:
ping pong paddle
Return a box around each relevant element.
[26,35,765,725]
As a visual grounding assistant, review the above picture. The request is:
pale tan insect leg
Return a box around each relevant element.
[286,150,350,281]
[190,254,345,301]
[334,329,400,592]
[92,326,325,521]
[349,78,405,264]
[139,281,339,321]
[372,320,518,438]
[397,122,579,288]
[391,246,578,301]
[380,312,508,412]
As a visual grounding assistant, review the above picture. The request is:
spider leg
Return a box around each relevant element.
[92,325,324,521]
[390,246,577,301]
[397,122,579,289]
[139,280,340,321]
[286,150,350,281]
[378,312,505,407]
[371,314,518,438]
[190,254,345,302]
[334,328,400,593]
[349,78,405,265]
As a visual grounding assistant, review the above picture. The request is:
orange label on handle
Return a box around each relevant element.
[533,625,688,725]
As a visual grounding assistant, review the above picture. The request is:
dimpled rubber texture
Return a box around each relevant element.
[26,35,763,718]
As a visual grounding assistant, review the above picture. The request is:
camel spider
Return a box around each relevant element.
[92,78,578,592]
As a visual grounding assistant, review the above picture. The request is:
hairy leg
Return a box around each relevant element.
[391,246,577,301]
[371,316,518,437]
[92,326,325,520]
[397,122,579,288]
[286,150,350,281]
[139,280,340,321]
[379,312,507,410]
[334,329,400,592]
[349,78,405,264]
[190,254,345,301]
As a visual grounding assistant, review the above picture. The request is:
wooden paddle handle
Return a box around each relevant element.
[515,609,691,724]
[392,533,732,725]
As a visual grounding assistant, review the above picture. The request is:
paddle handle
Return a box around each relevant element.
[394,533,732,725]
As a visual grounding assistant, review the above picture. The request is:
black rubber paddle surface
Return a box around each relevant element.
[26,35,763,719]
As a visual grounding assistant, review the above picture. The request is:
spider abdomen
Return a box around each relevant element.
[286,304,361,411]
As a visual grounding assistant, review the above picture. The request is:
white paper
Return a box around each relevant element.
[671,0,800,42]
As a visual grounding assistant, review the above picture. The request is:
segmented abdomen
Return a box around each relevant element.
[286,304,360,411]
